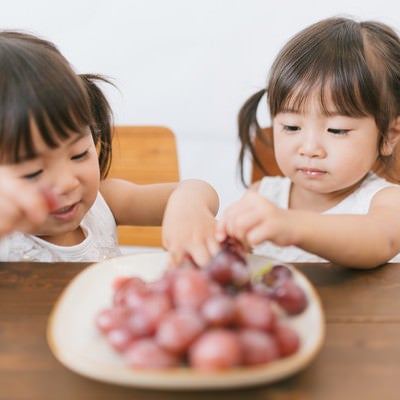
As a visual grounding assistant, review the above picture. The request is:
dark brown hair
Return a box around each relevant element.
[0,31,113,178]
[238,17,400,185]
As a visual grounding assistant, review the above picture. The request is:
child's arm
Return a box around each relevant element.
[0,165,53,237]
[100,178,219,266]
[216,187,400,269]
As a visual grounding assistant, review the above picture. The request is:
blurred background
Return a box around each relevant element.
[1,0,400,213]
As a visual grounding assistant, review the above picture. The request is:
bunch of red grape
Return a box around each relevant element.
[95,241,308,371]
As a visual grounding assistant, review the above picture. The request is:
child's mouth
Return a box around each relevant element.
[299,168,326,177]
[51,202,79,221]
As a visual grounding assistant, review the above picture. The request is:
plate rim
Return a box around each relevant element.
[47,252,326,390]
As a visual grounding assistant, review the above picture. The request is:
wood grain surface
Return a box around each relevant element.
[1,260,399,400]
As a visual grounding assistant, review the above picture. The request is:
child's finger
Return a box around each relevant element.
[215,220,227,242]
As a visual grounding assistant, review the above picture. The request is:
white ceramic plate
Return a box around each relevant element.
[47,252,325,390]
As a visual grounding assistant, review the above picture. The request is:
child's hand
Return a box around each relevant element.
[216,191,297,249]
[163,206,218,268]
[162,180,220,268]
[0,165,55,237]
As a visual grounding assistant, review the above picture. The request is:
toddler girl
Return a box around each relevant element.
[0,31,219,265]
[217,17,400,268]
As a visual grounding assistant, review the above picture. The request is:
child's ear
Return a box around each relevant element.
[381,116,400,156]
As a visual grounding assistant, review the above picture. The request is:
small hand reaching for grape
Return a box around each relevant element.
[216,191,298,249]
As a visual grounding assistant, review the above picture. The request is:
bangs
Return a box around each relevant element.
[267,18,379,119]
[0,35,92,163]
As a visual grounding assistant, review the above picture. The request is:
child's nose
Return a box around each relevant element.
[299,131,325,158]
[47,167,79,196]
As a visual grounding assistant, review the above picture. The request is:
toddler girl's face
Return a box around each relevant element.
[272,92,380,200]
[9,124,100,244]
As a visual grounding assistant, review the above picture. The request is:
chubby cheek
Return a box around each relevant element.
[273,142,295,177]
[330,148,376,183]
[83,162,101,203]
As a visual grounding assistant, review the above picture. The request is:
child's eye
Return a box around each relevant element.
[23,170,43,180]
[283,125,300,132]
[71,150,89,160]
[328,128,350,135]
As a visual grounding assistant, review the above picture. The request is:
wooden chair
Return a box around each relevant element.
[251,127,282,183]
[107,126,180,247]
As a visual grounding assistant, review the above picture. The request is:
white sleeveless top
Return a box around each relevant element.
[0,192,121,262]
[254,172,400,263]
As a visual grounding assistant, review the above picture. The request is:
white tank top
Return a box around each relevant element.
[254,172,400,263]
[0,192,121,262]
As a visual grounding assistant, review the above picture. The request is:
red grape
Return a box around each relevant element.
[95,306,130,334]
[274,323,301,357]
[155,309,205,354]
[123,293,172,338]
[106,326,135,353]
[262,264,293,286]
[272,279,308,315]
[113,276,148,309]
[238,328,279,366]
[205,237,249,287]
[235,292,276,331]
[188,329,243,370]
[200,293,237,326]
[148,270,177,300]
[124,338,180,369]
[172,269,211,310]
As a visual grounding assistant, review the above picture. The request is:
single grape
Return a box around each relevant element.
[148,269,177,300]
[205,237,249,287]
[235,292,276,331]
[231,260,251,287]
[125,307,154,338]
[106,326,135,353]
[272,279,308,315]
[262,264,293,286]
[172,269,211,310]
[113,276,149,309]
[95,306,130,334]
[155,309,205,354]
[251,263,292,288]
[125,292,173,337]
[188,329,243,370]
[200,293,237,327]
[238,328,279,366]
[124,338,180,369]
[274,322,301,357]
[205,251,234,284]
[142,292,173,329]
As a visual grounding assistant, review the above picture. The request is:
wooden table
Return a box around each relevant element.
[1,260,399,400]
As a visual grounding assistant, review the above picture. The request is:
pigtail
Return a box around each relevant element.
[238,88,268,186]
[80,74,114,179]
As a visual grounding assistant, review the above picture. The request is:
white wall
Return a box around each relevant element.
[2,0,400,213]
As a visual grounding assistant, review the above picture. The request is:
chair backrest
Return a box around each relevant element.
[251,127,282,183]
[107,126,180,246]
